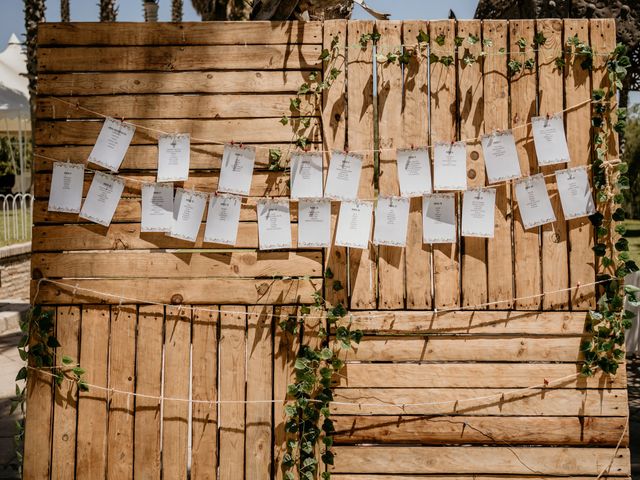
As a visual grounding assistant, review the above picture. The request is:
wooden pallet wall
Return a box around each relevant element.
[24,19,630,480]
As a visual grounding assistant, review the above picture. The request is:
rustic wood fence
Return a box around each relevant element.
[24,19,630,479]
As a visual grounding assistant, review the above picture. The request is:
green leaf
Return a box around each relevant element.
[298,83,310,95]
[332,280,344,292]
[463,55,476,66]
[416,30,429,44]
[592,243,607,257]
[319,48,331,61]
[533,32,546,46]
[322,450,335,465]
[524,58,535,71]
[516,37,527,49]
[439,55,454,67]
[454,36,464,47]
[498,47,506,54]
[508,60,522,75]
[47,336,61,348]
[280,115,289,126]
[15,367,27,382]
[554,56,566,70]
[319,347,333,360]
[324,267,334,279]
[435,34,446,46]
[615,238,629,252]
[482,38,493,47]
[467,34,479,45]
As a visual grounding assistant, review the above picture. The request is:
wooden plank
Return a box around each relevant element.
[343,335,587,362]
[430,20,460,309]
[219,306,246,480]
[333,363,625,388]
[35,118,320,145]
[333,415,628,446]
[340,310,589,335]
[565,19,595,310]
[38,45,322,72]
[376,20,405,309]
[245,305,273,480]
[32,278,320,305]
[191,306,218,480]
[458,20,487,308]
[347,20,377,310]
[162,305,191,480]
[38,71,315,96]
[330,446,630,476]
[332,476,627,480]
[402,20,432,309]
[483,20,513,309]
[133,306,163,480]
[322,19,348,308]
[538,19,570,310]
[38,21,323,46]
[36,94,319,120]
[510,20,542,310]
[75,305,109,479]
[32,251,322,279]
[106,305,136,480]
[51,306,79,480]
[332,387,628,416]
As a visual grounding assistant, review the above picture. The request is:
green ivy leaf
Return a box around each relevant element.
[454,36,464,47]
[416,30,429,44]
[435,34,446,46]
[319,48,331,61]
[516,37,527,49]
[533,32,546,46]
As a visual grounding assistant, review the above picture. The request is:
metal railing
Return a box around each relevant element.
[1,193,33,245]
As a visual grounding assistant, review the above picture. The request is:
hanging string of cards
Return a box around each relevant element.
[48,110,596,250]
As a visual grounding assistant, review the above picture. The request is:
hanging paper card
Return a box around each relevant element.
[204,193,242,246]
[433,141,467,191]
[532,114,571,166]
[422,193,456,244]
[514,174,556,229]
[79,171,125,227]
[555,166,596,220]
[481,130,522,183]
[87,117,135,172]
[335,200,373,249]
[298,198,331,248]
[169,189,207,242]
[290,152,323,199]
[157,133,190,182]
[217,144,256,196]
[461,188,496,238]
[373,196,410,247]
[396,147,432,197]
[324,151,363,200]
[257,199,292,250]
[48,162,84,213]
[141,182,174,232]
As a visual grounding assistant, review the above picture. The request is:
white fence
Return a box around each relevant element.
[1,193,33,244]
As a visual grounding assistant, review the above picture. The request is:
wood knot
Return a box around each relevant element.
[171,294,184,305]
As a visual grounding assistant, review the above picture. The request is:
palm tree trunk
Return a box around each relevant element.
[172,0,183,21]
[23,0,45,130]
[99,0,117,21]
[60,0,70,21]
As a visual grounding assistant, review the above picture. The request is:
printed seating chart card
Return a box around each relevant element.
[141,182,174,232]
[298,198,331,248]
[290,152,324,200]
[422,193,457,244]
[481,130,522,184]
[335,200,373,249]
[79,171,125,227]
[324,151,363,200]
[555,166,596,220]
[218,144,256,196]
[514,173,556,229]
[461,188,496,238]
[396,147,432,197]
[373,196,410,247]
[257,199,292,250]
[433,141,467,191]
[157,133,190,182]
[204,193,242,246]
[169,189,207,242]
[48,162,84,213]
[532,114,571,166]
[87,117,135,172]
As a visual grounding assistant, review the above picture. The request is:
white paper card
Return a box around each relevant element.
[48,162,84,213]
[169,189,207,242]
[481,131,522,183]
[433,142,467,191]
[87,117,135,172]
[335,200,373,249]
[532,114,571,166]
[514,174,556,229]
[141,182,174,232]
[298,198,331,248]
[373,196,410,247]
[290,152,323,200]
[396,147,432,197]
[324,151,363,200]
[257,199,292,250]
[422,193,457,244]
[462,188,496,238]
[79,171,125,227]
[555,167,596,220]
[204,193,242,245]
[157,134,190,182]
[218,144,256,196]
